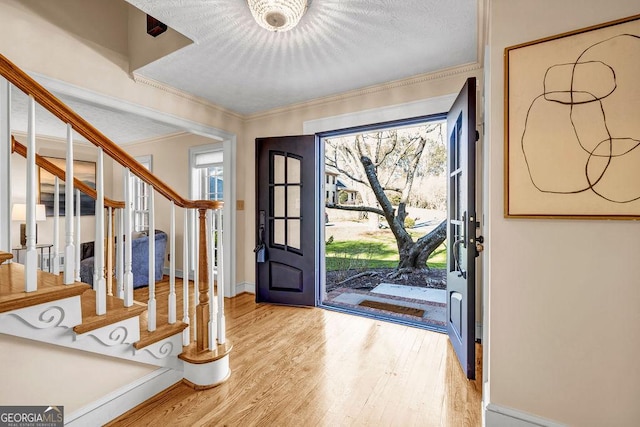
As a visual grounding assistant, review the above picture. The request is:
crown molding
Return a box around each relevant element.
[131,73,244,121]
[245,62,482,121]
[119,131,190,147]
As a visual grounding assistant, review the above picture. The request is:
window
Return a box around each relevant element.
[194,150,224,201]
[133,155,152,232]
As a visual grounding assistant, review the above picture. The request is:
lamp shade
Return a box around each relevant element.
[12,203,47,221]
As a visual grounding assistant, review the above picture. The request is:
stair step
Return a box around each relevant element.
[0,251,12,265]
[135,320,188,350]
[74,290,146,335]
[179,341,232,364]
[0,263,89,313]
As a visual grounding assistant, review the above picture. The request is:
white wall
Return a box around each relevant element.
[10,134,112,251]
[486,1,640,425]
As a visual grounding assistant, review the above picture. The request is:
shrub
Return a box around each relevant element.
[404,216,416,229]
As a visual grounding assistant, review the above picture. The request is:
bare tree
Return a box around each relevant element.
[326,124,446,271]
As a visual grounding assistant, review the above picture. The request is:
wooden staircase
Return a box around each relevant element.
[0,262,195,365]
[0,53,231,424]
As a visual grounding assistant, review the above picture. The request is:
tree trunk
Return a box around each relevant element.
[397,220,447,269]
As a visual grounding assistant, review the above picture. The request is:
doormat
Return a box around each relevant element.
[358,300,425,317]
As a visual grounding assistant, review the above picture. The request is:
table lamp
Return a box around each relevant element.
[11,203,46,246]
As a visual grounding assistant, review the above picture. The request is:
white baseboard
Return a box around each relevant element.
[235,282,255,295]
[66,367,183,426]
[485,403,567,427]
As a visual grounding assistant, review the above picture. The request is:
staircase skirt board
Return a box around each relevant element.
[66,367,183,427]
[0,295,83,331]
[133,333,184,369]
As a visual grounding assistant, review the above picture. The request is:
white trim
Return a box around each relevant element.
[303,94,457,135]
[29,72,234,143]
[485,404,567,427]
[249,62,481,121]
[66,367,182,427]
[131,73,243,120]
[235,282,255,295]
[189,142,237,298]
[0,78,11,253]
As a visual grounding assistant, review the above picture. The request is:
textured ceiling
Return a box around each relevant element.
[126,0,478,115]
[10,86,182,145]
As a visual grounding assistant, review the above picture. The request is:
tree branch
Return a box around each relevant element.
[325,203,385,216]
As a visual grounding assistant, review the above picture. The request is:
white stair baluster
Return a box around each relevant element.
[116,208,124,299]
[64,124,75,284]
[216,208,225,344]
[193,208,199,342]
[168,201,176,324]
[107,206,113,296]
[182,208,190,346]
[123,169,133,307]
[0,78,11,254]
[147,185,156,331]
[74,188,81,282]
[208,208,216,349]
[52,177,60,274]
[24,95,37,292]
[94,148,106,315]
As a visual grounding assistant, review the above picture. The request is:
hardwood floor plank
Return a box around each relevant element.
[108,293,482,426]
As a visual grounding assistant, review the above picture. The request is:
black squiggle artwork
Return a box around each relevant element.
[521,33,640,203]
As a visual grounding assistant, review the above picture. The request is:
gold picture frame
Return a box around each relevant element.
[504,14,640,219]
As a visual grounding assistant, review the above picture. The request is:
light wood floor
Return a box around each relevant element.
[109,290,482,426]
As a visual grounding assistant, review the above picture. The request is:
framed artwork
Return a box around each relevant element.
[504,14,640,219]
[39,157,96,216]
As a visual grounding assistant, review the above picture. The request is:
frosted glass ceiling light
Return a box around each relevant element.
[248,0,308,32]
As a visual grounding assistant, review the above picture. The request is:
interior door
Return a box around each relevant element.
[255,135,318,306]
[446,77,477,380]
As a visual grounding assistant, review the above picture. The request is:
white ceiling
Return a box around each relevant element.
[9,0,479,145]
[10,86,183,145]
[126,0,478,115]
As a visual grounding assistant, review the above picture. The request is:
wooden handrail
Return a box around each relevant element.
[0,54,221,211]
[11,136,125,209]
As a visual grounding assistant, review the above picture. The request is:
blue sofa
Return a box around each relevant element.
[80,230,168,288]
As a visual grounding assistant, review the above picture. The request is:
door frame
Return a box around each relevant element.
[316,112,452,329]
[305,93,483,331]
[189,141,237,298]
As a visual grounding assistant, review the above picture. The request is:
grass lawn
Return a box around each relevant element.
[325,228,446,271]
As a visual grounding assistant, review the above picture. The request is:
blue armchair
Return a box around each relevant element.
[80,230,168,288]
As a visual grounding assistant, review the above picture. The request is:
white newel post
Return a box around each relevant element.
[168,201,176,324]
[64,124,75,284]
[94,148,106,315]
[52,177,60,274]
[0,78,11,254]
[147,185,156,331]
[182,208,191,346]
[24,96,37,292]
[216,208,226,344]
[74,189,81,282]
[123,169,133,307]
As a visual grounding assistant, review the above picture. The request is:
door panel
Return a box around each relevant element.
[256,136,317,306]
[446,77,477,380]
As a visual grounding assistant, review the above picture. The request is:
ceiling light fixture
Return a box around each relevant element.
[247,0,308,32]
